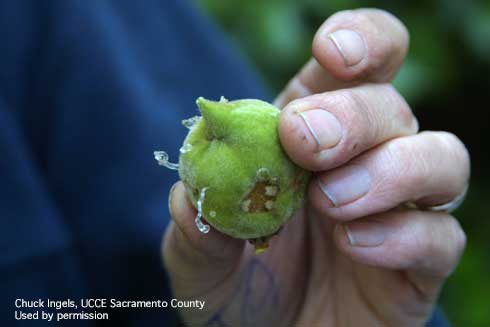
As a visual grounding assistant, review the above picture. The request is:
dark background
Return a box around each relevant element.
[196,0,490,325]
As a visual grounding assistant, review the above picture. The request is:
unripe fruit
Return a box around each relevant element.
[156,97,310,253]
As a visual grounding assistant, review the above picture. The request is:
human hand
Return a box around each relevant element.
[163,9,470,326]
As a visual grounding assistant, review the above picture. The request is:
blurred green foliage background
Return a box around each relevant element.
[196,0,490,325]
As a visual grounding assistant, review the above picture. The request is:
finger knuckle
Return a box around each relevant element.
[419,230,440,261]
[447,216,467,258]
[410,219,451,276]
[427,131,471,184]
[337,89,377,148]
[384,138,430,192]
[439,132,470,168]
[380,84,417,132]
[374,9,410,53]
[342,89,375,127]
[360,10,409,79]
[418,215,466,278]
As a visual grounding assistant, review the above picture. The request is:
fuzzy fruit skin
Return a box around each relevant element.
[178,97,310,240]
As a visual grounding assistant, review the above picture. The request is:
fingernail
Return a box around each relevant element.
[317,164,371,207]
[328,29,366,67]
[299,109,342,152]
[168,182,179,218]
[343,221,387,247]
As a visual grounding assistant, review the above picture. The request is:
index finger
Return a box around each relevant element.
[275,9,409,107]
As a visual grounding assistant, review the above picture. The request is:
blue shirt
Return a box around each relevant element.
[0,0,448,326]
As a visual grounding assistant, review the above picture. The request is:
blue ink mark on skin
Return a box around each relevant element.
[240,258,279,325]
[206,308,227,327]
[205,257,279,326]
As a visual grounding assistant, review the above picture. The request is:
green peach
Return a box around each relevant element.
[177,97,310,252]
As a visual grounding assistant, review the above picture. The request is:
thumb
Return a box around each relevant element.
[162,181,245,299]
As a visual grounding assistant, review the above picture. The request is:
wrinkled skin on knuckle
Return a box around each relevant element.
[382,138,431,197]
[361,9,409,80]
[445,216,467,266]
[380,84,417,133]
[408,214,466,279]
[434,131,471,186]
[337,90,376,147]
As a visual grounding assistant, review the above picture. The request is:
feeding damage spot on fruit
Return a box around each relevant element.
[265,186,278,196]
[241,178,279,213]
[256,168,271,181]
[265,200,274,210]
[241,199,252,213]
